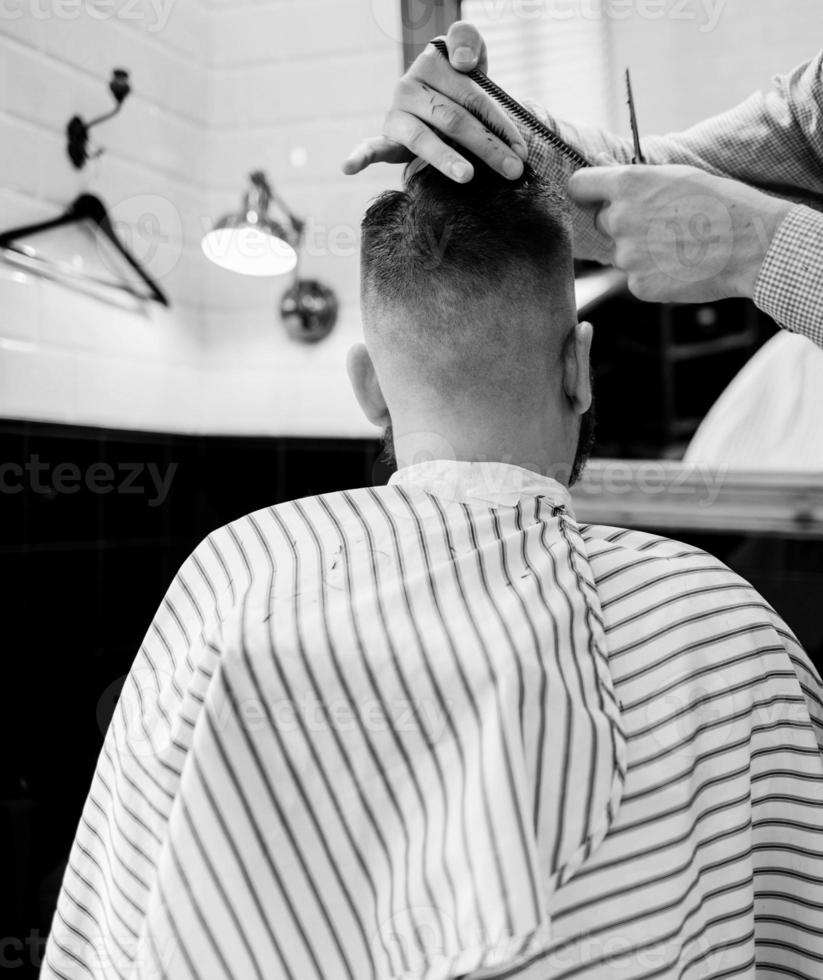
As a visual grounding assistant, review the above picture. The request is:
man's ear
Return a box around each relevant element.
[346,343,391,428]
[562,321,593,416]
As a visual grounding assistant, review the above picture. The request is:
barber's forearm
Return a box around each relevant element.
[754,206,823,349]
[556,51,823,205]
[540,111,759,182]
[643,53,823,205]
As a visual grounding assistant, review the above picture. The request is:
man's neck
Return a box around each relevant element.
[393,423,575,487]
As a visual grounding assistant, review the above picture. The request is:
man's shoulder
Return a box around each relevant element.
[578,521,762,604]
[580,521,724,565]
[579,521,823,748]
[577,520,806,662]
[194,486,382,561]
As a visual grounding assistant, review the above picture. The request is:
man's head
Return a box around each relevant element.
[348,153,595,486]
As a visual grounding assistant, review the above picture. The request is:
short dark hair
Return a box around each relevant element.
[360,150,574,333]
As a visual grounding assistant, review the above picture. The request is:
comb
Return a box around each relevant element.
[430,38,592,173]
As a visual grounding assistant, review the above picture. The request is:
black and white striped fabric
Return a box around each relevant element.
[43,461,823,979]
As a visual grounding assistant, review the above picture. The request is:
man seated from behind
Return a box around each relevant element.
[44,154,823,980]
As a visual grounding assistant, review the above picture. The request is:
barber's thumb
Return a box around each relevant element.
[447,21,485,70]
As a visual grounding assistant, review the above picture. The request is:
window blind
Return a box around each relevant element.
[459,0,613,130]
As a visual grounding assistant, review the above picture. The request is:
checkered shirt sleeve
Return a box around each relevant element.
[755,205,823,346]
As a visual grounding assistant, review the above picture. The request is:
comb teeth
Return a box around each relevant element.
[430,38,591,171]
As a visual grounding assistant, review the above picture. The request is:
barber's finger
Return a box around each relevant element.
[567,166,629,206]
[415,42,528,163]
[389,82,524,180]
[589,210,617,267]
[593,202,614,238]
[445,20,488,73]
[341,136,413,175]
[383,110,478,182]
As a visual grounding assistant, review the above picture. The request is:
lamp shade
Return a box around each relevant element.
[201,214,298,277]
[201,172,301,277]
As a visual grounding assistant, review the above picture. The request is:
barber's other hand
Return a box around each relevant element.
[341,21,527,183]
[568,162,792,303]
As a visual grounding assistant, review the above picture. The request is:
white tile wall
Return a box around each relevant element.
[0,0,401,438]
[209,50,399,128]
[607,0,823,134]
[6,1,818,439]
[208,0,396,69]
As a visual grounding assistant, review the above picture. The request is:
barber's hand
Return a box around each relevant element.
[568,160,792,303]
[341,21,528,183]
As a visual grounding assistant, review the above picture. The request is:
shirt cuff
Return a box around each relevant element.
[754,204,823,347]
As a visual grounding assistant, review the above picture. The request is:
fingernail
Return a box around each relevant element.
[452,161,473,182]
[502,157,523,179]
[453,46,476,68]
[513,141,529,161]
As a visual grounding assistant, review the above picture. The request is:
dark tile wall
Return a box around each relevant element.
[0,418,387,972]
[0,417,820,975]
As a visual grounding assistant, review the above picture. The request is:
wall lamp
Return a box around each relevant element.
[67,68,131,169]
[201,171,338,343]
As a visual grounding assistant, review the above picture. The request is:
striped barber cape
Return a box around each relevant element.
[43,461,823,980]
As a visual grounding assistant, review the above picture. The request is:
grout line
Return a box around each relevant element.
[0,33,211,127]
[0,110,212,198]
[206,110,395,134]
[211,42,391,72]
[210,46,399,77]
[206,109,387,136]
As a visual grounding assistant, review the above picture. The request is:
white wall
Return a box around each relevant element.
[606,0,823,136]
[0,0,210,431]
[199,0,403,437]
[4,0,818,436]
[0,0,403,436]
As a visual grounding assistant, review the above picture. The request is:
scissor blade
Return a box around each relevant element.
[626,69,646,165]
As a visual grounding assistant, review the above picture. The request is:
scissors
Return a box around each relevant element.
[625,69,646,165]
